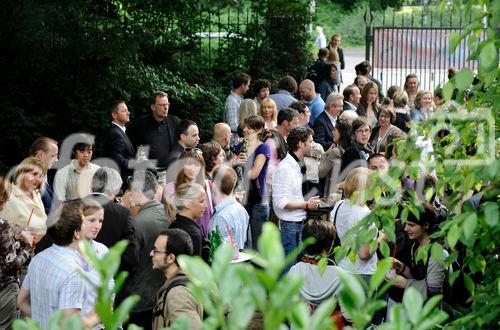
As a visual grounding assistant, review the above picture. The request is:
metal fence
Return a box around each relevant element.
[366,6,483,93]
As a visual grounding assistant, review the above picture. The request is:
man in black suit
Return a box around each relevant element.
[342,84,361,111]
[104,100,135,182]
[313,93,343,151]
[127,91,181,169]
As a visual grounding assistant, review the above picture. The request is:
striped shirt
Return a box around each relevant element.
[23,244,88,330]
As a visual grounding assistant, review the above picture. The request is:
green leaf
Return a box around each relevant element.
[447,224,460,248]
[454,68,474,91]
[338,271,366,308]
[309,298,337,330]
[464,273,475,295]
[484,202,499,227]
[379,240,390,258]
[403,287,423,325]
[420,294,443,318]
[449,33,462,53]
[443,81,455,101]
[370,258,392,294]
[111,295,140,329]
[431,243,444,263]
[479,42,498,70]
[317,256,328,276]
[463,213,478,241]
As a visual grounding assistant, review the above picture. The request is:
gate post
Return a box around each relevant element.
[364,7,374,61]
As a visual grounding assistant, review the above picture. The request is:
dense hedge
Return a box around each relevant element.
[0,0,313,171]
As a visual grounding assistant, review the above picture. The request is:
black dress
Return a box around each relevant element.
[170,214,210,263]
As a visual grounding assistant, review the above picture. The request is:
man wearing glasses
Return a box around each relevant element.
[127,91,181,168]
[151,229,202,329]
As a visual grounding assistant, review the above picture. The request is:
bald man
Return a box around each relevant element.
[298,79,325,125]
[212,123,246,166]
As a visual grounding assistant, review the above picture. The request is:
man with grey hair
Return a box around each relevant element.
[313,93,344,150]
[127,170,169,329]
[88,167,136,304]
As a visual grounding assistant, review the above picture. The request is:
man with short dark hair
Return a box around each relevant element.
[289,101,311,128]
[128,170,169,329]
[270,75,298,111]
[127,91,181,168]
[307,48,330,88]
[342,85,361,111]
[54,135,100,201]
[224,73,251,135]
[17,200,98,329]
[209,165,249,249]
[252,79,271,108]
[30,137,59,214]
[368,153,389,173]
[103,100,135,182]
[272,127,321,267]
[165,119,200,165]
[151,229,202,329]
[355,61,383,99]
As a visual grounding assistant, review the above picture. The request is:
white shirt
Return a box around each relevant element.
[272,153,307,222]
[331,200,378,275]
[112,121,126,133]
[325,111,337,127]
[54,161,101,201]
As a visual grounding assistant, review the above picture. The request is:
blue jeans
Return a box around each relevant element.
[250,202,270,249]
[280,220,304,271]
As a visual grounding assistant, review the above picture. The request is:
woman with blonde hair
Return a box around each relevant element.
[169,183,209,262]
[0,177,33,329]
[237,99,258,137]
[331,167,384,282]
[259,98,278,129]
[0,157,47,243]
[411,90,434,122]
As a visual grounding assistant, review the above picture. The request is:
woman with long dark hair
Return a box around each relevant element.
[318,120,352,197]
[241,115,271,246]
[356,82,380,128]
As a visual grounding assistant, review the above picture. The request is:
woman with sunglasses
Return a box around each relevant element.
[341,117,374,173]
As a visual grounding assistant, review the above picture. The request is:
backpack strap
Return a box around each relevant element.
[332,200,345,227]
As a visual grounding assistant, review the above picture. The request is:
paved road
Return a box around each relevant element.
[340,48,365,92]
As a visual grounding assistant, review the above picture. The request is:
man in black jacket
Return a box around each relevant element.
[103,100,135,182]
[127,91,181,168]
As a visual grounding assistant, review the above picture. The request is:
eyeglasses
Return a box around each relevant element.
[355,128,372,134]
[151,248,167,255]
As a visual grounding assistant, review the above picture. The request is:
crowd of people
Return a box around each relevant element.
[0,31,463,329]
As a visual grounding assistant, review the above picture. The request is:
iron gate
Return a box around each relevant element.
[365,5,483,94]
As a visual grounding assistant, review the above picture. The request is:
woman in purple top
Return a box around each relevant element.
[241,115,271,247]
